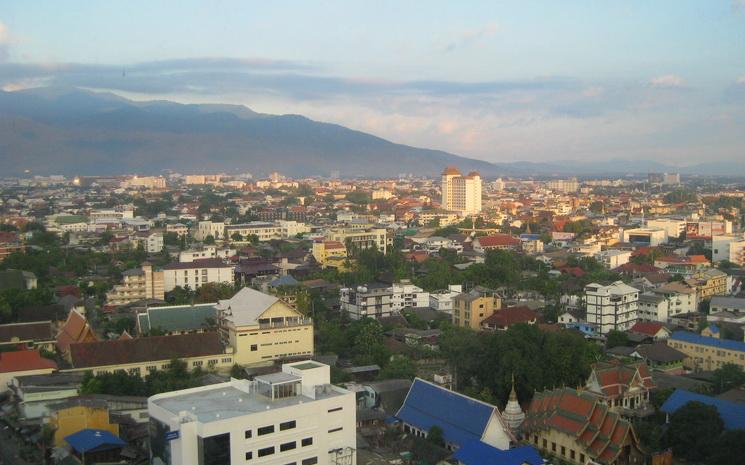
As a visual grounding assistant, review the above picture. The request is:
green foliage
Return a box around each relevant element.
[230,364,248,379]
[194,282,237,303]
[711,363,745,394]
[708,429,745,465]
[350,318,390,366]
[346,191,370,204]
[662,401,724,462]
[664,190,698,204]
[433,225,460,237]
[401,310,428,330]
[441,324,599,403]
[380,356,416,380]
[81,359,206,397]
[605,330,630,349]
[589,201,605,213]
[563,219,594,236]
[426,425,445,447]
[203,235,216,245]
[163,231,180,246]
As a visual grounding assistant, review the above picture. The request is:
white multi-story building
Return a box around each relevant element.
[162,258,235,292]
[646,218,686,239]
[391,281,430,311]
[131,232,164,253]
[195,221,226,241]
[340,284,394,320]
[546,178,579,193]
[226,222,282,242]
[712,233,745,265]
[441,166,482,215]
[429,285,463,314]
[595,250,632,269]
[178,246,236,263]
[148,361,355,465]
[277,220,311,239]
[621,228,667,247]
[637,283,696,323]
[585,281,639,335]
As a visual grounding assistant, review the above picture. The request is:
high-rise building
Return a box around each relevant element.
[441,166,482,215]
[148,361,356,465]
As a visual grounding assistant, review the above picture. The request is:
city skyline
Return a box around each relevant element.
[1,1,745,166]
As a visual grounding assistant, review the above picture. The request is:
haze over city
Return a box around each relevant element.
[2,1,745,166]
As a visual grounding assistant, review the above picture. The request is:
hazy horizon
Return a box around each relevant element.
[2,1,745,165]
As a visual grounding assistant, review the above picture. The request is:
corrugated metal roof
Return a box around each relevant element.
[671,331,745,352]
[396,378,495,447]
[453,442,543,465]
[64,429,125,453]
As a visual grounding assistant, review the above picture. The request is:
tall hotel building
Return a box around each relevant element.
[441,166,482,215]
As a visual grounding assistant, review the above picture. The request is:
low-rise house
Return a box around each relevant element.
[585,361,656,417]
[522,387,646,465]
[628,321,671,341]
[49,396,121,447]
[631,343,687,374]
[481,306,538,331]
[710,295,745,314]
[396,378,514,451]
[9,372,83,420]
[472,234,521,253]
[0,269,37,290]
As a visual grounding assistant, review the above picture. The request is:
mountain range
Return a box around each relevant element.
[0,87,742,178]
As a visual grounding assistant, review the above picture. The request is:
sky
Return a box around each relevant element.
[1,0,745,165]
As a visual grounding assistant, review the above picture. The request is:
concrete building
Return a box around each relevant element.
[179,246,236,263]
[215,287,313,365]
[669,331,745,371]
[646,218,686,239]
[621,228,667,247]
[311,240,348,270]
[685,269,728,301]
[105,263,165,306]
[441,166,482,215]
[545,178,579,193]
[712,233,745,265]
[121,175,166,189]
[452,287,502,331]
[162,258,235,292]
[195,221,226,241]
[131,231,164,253]
[277,220,311,239]
[584,281,639,335]
[326,227,389,254]
[226,222,283,242]
[148,361,355,465]
[429,285,464,314]
[595,249,632,269]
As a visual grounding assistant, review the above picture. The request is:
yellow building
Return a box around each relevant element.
[685,269,727,300]
[311,240,350,270]
[668,331,745,371]
[452,287,502,330]
[216,287,314,366]
[326,227,389,254]
[49,398,119,447]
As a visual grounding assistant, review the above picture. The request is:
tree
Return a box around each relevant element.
[426,425,445,447]
[231,232,244,242]
[605,330,630,349]
[708,429,745,465]
[380,356,416,380]
[711,363,745,394]
[230,364,247,379]
[662,401,724,462]
[350,318,390,366]
[203,235,216,245]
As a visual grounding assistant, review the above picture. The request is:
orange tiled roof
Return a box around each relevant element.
[0,349,57,373]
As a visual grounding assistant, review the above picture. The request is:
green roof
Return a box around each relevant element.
[138,303,217,334]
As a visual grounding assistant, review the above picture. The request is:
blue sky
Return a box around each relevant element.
[1,1,744,164]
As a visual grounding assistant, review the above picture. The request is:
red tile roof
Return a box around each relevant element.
[56,310,98,354]
[69,332,224,368]
[0,350,57,373]
[590,361,656,398]
[476,234,521,248]
[481,306,538,329]
[629,321,667,337]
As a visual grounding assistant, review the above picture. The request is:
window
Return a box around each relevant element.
[280,441,296,452]
[302,458,318,465]
[580,454,585,463]
[258,447,275,457]
[301,437,313,447]
[570,450,575,460]
[251,344,258,351]
[280,420,296,431]
[245,452,252,460]
[542,439,547,449]
[551,442,556,452]
[244,430,252,439]
[328,407,343,413]
[561,446,566,456]
[258,425,274,436]
[328,427,343,433]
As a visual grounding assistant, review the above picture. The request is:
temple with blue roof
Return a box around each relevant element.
[396,378,515,451]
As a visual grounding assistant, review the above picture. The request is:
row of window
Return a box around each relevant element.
[534,436,585,464]
[245,439,314,461]
[245,420,297,439]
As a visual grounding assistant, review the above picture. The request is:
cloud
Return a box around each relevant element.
[0,21,10,62]
[649,74,684,88]
[442,22,499,52]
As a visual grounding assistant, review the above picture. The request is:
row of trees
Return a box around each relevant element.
[80,359,205,397]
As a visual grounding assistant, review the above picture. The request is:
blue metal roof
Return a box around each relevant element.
[396,378,495,447]
[453,442,543,465]
[65,429,126,453]
[661,389,745,430]
[671,331,745,352]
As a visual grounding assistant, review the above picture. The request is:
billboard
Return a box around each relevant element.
[686,221,729,239]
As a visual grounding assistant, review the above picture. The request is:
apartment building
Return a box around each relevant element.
[166,223,190,238]
[646,218,686,239]
[226,222,283,242]
[429,285,463,314]
[130,231,164,253]
[195,221,226,241]
[668,331,745,371]
[391,280,430,311]
[179,246,236,263]
[311,240,348,269]
[441,166,482,215]
[340,284,394,320]
[452,287,502,330]
[595,249,631,269]
[685,269,728,300]
[162,258,235,292]
[712,233,745,265]
[105,263,165,306]
[216,287,313,365]
[584,281,639,335]
[148,361,355,465]
[326,227,388,254]
[545,178,579,193]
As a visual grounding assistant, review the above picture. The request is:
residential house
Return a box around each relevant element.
[49,396,121,447]
[631,343,687,374]
[9,372,83,420]
[481,306,538,331]
[429,285,463,314]
[311,240,348,270]
[628,321,671,341]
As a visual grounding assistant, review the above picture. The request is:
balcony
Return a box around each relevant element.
[258,318,312,330]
